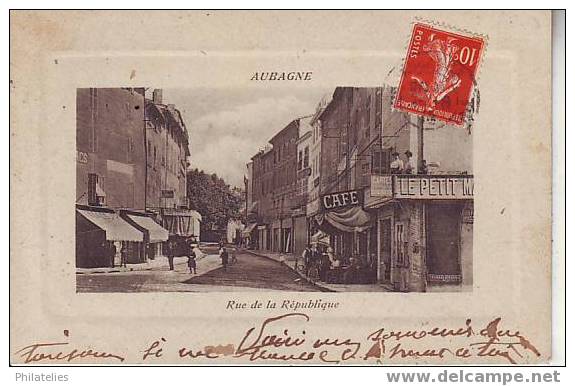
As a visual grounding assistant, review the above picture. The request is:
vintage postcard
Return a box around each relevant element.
[10,10,555,365]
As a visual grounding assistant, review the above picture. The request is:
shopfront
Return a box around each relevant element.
[425,200,473,286]
[312,190,376,284]
[124,212,169,260]
[242,223,258,249]
[76,205,144,268]
[257,225,267,250]
[369,175,474,291]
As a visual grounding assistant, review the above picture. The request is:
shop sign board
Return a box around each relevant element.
[462,201,474,223]
[371,175,393,197]
[76,150,88,164]
[394,175,473,199]
[161,189,175,198]
[321,189,362,211]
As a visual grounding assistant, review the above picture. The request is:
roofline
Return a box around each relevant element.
[296,130,312,144]
[268,115,313,144]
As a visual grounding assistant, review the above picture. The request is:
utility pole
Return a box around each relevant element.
[417,115,424,171]
[416,114,426,292]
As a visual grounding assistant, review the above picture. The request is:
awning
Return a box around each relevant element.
[162,208,202,222]
[247,201,258,214]
[96,183,106,197]
[127,215,169,243]
[242,223,257,237]
[311,230,330,245]
[315,206,373,233]
[189,210,202,222]
[161,209,202,237]
[77,209,143,242]
[364,197,396,210]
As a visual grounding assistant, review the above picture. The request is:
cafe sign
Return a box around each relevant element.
[321,189,362,211]
[395,175,473,199]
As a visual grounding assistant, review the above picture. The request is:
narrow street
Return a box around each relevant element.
[77,251,321,292]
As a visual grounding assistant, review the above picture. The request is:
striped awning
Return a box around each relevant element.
[127,215,169,243]
[242,223,257,237]
[77,209,143,242]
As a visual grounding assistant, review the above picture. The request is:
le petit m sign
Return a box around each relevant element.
[371,175,474,199]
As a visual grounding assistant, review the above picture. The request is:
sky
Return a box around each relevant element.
[161,87,333,188]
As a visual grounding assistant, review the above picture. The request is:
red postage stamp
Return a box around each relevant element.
[394,23,485,126]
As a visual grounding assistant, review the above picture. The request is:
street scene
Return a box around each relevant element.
[77,247,321,292]
[76,84,475,293]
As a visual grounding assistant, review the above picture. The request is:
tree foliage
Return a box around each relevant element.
[186,168,244,232]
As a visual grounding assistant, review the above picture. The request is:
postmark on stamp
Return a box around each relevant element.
[394,23,485,126]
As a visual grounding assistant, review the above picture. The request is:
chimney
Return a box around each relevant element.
[152,89,163,104]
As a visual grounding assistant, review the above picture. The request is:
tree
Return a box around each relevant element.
[186,169,243,233]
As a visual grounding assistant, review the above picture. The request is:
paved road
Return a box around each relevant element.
[77,251,321,292]
[183,252,321,291]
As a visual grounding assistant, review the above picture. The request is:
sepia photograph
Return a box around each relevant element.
[75,81,475,293]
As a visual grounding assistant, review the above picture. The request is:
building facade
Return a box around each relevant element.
[76,88,151,267]
[76,88,147,210]
[76,88,195,268]
[245,85,474,292]
[293,129,312,258]
[144,89,200,253]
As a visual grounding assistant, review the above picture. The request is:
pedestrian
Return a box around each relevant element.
[108,241,116,268]
[120,242,128,268]
[390,152,404,174]
[192,243,206,260]
[419,159,429,175]
[187,248,197,274]
[167,240,175,271]
[302,244,312,270]
[403,150,414,174]
[220,247,229,272]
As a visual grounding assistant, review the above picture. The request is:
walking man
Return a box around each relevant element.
[187,247,197,274]
[167,240,175,271]
[120,242,128,268]
[220,247,229,272]
[108,241,117,268]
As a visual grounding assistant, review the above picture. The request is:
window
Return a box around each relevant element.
[298,150,303,170]
[372,149,391,175]
[154,146,157,167]
[395,223,408,267]
[375,89,382,129]
[304,147,309,168]
[90,88,98,153]
[127,137,134,163]
[353,109,359,145]
[366,95,371,128]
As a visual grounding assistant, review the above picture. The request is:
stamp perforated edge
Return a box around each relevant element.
[390,17,490,128]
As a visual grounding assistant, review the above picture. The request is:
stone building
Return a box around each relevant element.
[145,89,200,253]
[75,88,166,267]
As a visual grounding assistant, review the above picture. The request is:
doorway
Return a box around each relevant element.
[379,218,392,282]
[425,203,462,283]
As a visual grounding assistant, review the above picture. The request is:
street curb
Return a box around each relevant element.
[243,250,336,293]
[75,260,188,275]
